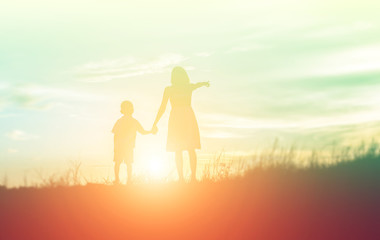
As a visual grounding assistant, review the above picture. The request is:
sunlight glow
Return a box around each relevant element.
[148,158,165,178]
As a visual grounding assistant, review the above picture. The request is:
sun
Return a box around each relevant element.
[148,158,165,178]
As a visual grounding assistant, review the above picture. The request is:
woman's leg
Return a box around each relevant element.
[188,149,197,181]
[175,151,184,181]
[114,162,121,183]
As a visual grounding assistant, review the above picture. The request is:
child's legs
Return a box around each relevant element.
[126,163,132,182]
[114,150,123,182]
[188,149,197,180]
[175,151,184,181]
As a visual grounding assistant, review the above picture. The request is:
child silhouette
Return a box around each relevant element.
[112,101,157,184]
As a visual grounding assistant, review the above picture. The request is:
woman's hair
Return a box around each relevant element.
[171,66,190,86]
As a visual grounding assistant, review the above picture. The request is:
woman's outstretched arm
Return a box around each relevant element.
[190,81,210,91]
[152,88,170,127]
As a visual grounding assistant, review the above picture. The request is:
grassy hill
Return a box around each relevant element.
[1,147,379,240]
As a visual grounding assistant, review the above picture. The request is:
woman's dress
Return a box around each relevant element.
[166,85,201,152]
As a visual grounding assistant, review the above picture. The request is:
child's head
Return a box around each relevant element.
[120,101,134,115]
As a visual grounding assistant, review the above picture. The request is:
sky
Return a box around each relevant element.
[1,0,380,185]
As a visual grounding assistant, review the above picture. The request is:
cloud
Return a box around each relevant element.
[0,113,17,118]
[11,92,47,110]
[79,57,136,73]
[75,53,188,82]
[183,66,195,71]
[254,42,380,86]
[0,84,46,111]
[7,148,18,154]
[22,86,102,102]
[221,21,378,85]
[194,52,212,57]
[202,129,245,139]
[0,84,103,112]
[312,44,380,76]
[200,113,296,130]
[5,130,39,141]
[0,82,9,90]
[200,108,380,132]
[305,21,374,39]
[224,43,269,54]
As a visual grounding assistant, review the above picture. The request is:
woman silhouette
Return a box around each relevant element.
[152,66,210,182]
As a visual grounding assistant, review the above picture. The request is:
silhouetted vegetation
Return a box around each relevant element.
[0,142,379,239]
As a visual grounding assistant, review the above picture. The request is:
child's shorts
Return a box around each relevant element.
[114,148,134,164]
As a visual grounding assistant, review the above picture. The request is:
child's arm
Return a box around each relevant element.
[137,122,155,135]
[190,81,210,91]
